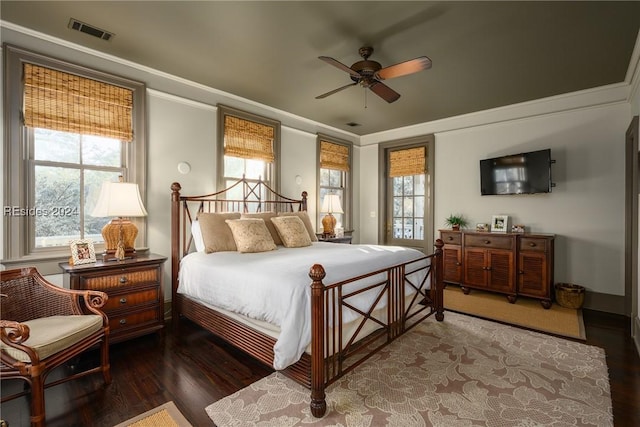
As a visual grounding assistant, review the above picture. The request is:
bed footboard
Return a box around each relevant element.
[308,239,444,417]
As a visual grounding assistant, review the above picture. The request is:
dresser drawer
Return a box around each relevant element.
[464,234,514,250]
[441,231,461,245]
[519,237,548,252]
[108,307,161,333]
[103,287,160,311]
[80,267,159,290]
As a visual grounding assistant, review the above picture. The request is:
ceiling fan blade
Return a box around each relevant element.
[315,82,358,99]
[318,56,361,78]
[369,81,400,103]
[376,56,432,80]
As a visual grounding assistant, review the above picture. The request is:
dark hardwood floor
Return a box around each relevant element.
[1,310,639,426]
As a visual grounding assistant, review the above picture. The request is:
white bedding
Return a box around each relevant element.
[178,242,430,369]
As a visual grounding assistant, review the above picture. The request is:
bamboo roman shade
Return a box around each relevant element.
[320,140,350,172]
[389,146,426,177]
[224,115,275,162]
[23,63,133,141]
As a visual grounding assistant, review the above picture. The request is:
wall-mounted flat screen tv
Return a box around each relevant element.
[480,149,553,195]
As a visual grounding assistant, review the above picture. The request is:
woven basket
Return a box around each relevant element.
[555,283,585,309]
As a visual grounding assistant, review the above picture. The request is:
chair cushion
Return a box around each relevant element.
[0,315,103,363]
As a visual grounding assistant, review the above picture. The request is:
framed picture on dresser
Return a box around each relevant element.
[491,215,509,233]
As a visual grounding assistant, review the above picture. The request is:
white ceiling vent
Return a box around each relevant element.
[68,18,114,41]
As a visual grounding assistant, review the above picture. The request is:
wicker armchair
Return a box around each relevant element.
[1,267,111,427]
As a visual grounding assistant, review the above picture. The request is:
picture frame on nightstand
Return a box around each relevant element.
[69,239,96,265]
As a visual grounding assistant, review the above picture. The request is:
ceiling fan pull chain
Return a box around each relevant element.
[364,88,368,109]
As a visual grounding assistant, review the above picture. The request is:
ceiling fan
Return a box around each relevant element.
[316,46,432,103]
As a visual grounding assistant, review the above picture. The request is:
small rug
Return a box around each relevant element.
[113,401,192,427]
[206,312,611,426]
[444,285,586,340]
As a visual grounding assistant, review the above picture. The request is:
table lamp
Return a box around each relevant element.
[91,177,147,261]
[320,194,343,237]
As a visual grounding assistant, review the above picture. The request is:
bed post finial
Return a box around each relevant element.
[309,263,326,417]
[300,191,308,212]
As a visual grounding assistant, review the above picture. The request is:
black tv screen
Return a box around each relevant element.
[480,149,552,195]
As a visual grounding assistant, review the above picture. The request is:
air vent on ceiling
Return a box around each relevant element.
[68,18,114,41]
[345,122,361,127]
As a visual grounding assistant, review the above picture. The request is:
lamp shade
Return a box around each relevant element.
[91,182,147,218]
[320,194,343,214]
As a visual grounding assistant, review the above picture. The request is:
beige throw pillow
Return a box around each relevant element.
[240,212,283,246]
[225,219,277,253]
[271,216,312,248]
[278,211,318,242]
[197,212,241,253]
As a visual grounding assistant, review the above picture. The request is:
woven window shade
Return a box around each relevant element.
[23,63,133,141]
[320,140,350,171]
[389,146,427,177]
[224,115,275,162]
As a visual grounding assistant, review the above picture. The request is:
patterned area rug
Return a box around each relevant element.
[206,312,611,426]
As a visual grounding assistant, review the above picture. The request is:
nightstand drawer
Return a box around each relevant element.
[108,307,161,333]
[103,287,160,311]
[81,267,159,290]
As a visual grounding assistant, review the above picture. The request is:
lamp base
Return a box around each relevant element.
[101,218,139,262]
[321,213,336,238]
[102,248,138,262]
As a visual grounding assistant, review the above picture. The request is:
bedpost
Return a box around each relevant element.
[433,238,445,321]
[300,191,308,211]
[309,263,326,418]
[170,182,182,327]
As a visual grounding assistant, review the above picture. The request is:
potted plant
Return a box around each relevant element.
[444,214,468,231]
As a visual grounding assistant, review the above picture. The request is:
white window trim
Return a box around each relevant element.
[2,44,147,274]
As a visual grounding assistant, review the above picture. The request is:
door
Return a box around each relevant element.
[379,136,435,252]
[625,116,639,332]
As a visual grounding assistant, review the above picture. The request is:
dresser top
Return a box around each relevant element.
[59,253,167,273]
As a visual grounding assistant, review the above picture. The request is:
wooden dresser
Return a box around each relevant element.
[440,230,555,308]
[60,254,167,343]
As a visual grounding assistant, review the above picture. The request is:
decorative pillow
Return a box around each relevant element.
[240,212,283,246]
[197,212,241,253]
[191,220,205,252]
[271,216,312,248]
[225,219,277,253]
[278,211,318,242]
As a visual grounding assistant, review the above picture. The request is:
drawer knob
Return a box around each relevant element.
[456,262,462,266]
[119,297,127,304]
[529,242,536,247]
[448,236,453,241]
[119,276,128,284]
[119,319,127,325]
[484,240,491,245]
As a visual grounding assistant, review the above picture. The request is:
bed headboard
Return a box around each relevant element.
[170,176,308,307]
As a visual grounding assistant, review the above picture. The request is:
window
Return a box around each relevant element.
[3,45,146,271]
[317,136,352,231]
[217,105,281,208]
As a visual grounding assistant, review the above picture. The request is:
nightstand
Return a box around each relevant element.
[59,253,167,344]
[318,236,353,244]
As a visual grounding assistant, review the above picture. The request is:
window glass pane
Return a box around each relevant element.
[224,156,245,179]
[393,197,402,217]
[83,135,122,167]
[415,196,425,215]
[403,197,414,216]
[245,159,265,180]
[34,128,79,163]
[329,170,342,187]
[414,218,424,240]
[403,218,413,239]
[414,174,425,196]
[403,176,414,195]
[34,165,81,247]
[393,177,403,196]
[320,169,330,186]
[85,170,122,242]
[393,218,403,238]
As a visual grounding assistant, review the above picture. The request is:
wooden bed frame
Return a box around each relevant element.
[170,177,444,417]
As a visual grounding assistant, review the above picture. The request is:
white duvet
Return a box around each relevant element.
[177,242,429,369]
